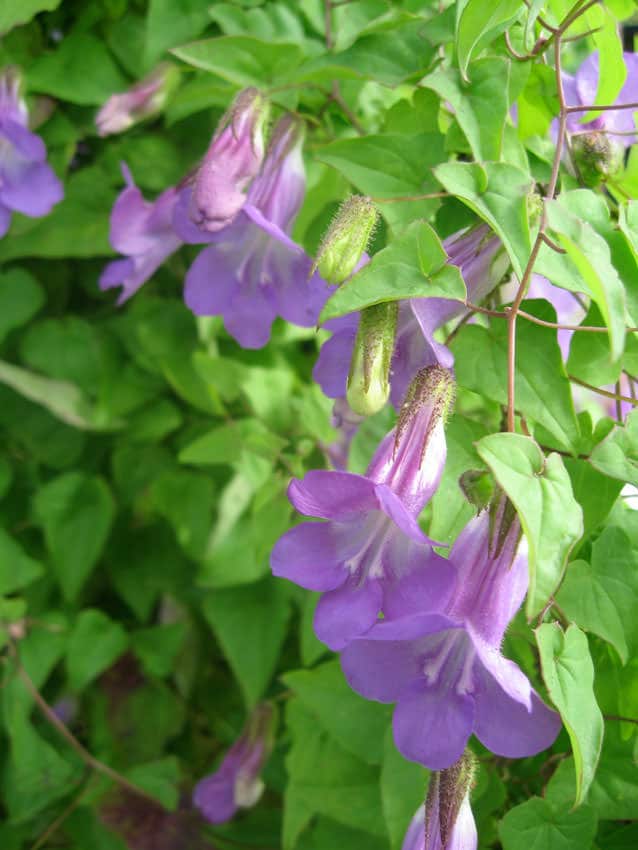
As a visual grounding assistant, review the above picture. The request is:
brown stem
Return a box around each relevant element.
[569,375,638,406]
[604,714,638,725]
[31,782,93,850]
[371,192,450,203]
[566,100,638,113]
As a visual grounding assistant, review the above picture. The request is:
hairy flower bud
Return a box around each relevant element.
[459,469,494,512]
[571,131,624,187]
[315,195,377,285]
[424,752,477,850]
[96,63,179,136]
[347,301,398,416]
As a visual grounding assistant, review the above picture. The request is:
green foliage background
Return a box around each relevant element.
[0,1,637,849]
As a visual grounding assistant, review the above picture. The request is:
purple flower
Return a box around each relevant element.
[314,225,502,406]
[0,67,63,237]
[180,115,333,348]
[271,367,456,651]
[183,88,268,234]
[562,52,638,144]
[96,63,178,136]
[341,496,561,769]
[193,703,274,825]
[524,275,586,361]
[322,398,365,471]
[99,164,182,304]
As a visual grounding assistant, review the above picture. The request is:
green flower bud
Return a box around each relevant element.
[346,301,398,417]
[526,190,543,229]
[426,751,477,850]
[571,132,624,187]
[459,469,495,512]
[314,195,378,285]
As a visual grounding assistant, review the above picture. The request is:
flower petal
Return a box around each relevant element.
[374,483,439,545]
[193,772,237,824]
[312,323,358,399]
[393,679,475,770]
[314,577,383,651]
[288,470,378,519]
[473,667,562,758]
[340,635,421,702]
[0,161,63,217]
[270,522,346,592]
[383,547,456,619]
[471,632,532,710]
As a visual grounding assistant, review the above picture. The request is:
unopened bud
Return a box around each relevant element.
[315,195,377,285]
[346,301,397,416]
[96,63,179,136]
[526,190,543,229]
[425,751,477,850]
[571,131,623,187]
[459,469,494,512]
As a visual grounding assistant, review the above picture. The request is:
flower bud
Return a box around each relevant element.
[314,195,377,285]
[346,301,398,416]
[96,63,179,136]
[190,88,269,233]
[571,131,624,187]
[459,469,494,512]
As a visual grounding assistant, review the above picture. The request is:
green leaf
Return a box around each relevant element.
[179,418,287,467]
[151,469,214,559]
[0,168,115,261]
[319,221,466,322]
[434,161,532,277]
[34,472,115,601]
[456,0,523,78]
[172,36,304,87]
[2,719,81,822]
[0,269,44,343]
[590,409,638,487]
[316,133,446,232]
[125,757,181,811]
[131,623,187,678]
[0,1,62,34]
[0,527,43,595]
[581,4,626,124]
[380,728,429,850]
[423,57,511,161]
[476,434,583,617]
[282,660,392,765]
[499,796,598,850]
[146,0,212,65]
[564,458,623,537]
[557,527,638,663]
[452,302,580,452]
[536,623,604,805]
[201,579,292,707]
[546,201,626,361]
[27,32,128,105]
[284,699,386,849]
[66,609,128,691]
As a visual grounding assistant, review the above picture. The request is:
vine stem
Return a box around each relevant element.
[12,647,160,807]
[569,375,638,406]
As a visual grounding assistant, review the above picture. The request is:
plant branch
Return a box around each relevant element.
[569,375,638,406]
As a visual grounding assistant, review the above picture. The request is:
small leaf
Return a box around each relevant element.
[0,0,62,35]
[476,434,583,617]
[320,221,465,322]
[557,527,638,663]
[536,623,604,805]
[456,0,523,79]
[434,161,532,277]
[590,408,638,486]
[499,796,598,850]
[0,528,43,595]
[66,609,128,691]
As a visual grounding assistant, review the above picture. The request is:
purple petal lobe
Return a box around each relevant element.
[270,522,346,592]
[287,470,378,519]
[193,771,237,824]
[314,578,383,651]
[340,637,420,702]
[383,548,456,619]
[393,680,475,770]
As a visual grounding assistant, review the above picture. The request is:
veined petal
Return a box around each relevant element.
[314,577,383,651]
[287,470,379,519]
[340,635,422,702]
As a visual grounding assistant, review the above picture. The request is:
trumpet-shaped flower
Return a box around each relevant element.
[341,497,561,769]
[313,225,502,406]
[99,164,182,304]
[96,63,178,136]
[193,703,274,825]
[0,67,63,237]
[181,115,332,348]
[271,367,456,651]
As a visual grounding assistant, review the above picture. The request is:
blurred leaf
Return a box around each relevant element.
[320,221,465,322]
[0,0,62,34]
[151,469,214,559]
[66,609,129,691]
[282,660,392,765]
[34,472,115,601]
[125,757,180,811]
[0,269,44,344]
[590,409,638,487]
[380,728,429,850]
[172,35,305,86]
[476,434,583,617]
[27,32,128,105]
[146,0,212,65]
[0,527,43,595]
[557,527,638,663]
[536,623,604,806]
[202,579,292,708]
[131,623,187,678]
